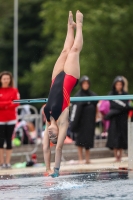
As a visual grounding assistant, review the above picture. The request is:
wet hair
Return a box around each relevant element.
[49,135,58,144]
[0,71,14,88]
[51,139,57,145]
[122,76,128,92]
[49,132,58,144]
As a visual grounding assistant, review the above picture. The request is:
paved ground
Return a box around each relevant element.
[0,157,128,176]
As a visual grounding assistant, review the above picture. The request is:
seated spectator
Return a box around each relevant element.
[98,100,110,138]
[13,120,36,145]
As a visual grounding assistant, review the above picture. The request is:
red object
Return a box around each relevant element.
[52,74,77,112]
[44,172,49,176]
[119,167,128,171]
[31,153,37,163]
[129,110,133,118]
[64,136,73,144]
[31,154,37,159]
[50,141,55,147]
[0,87,20,122]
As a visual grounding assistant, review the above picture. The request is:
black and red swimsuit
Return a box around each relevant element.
[44,71,78,122]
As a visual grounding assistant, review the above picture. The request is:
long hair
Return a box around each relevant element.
[0,71,14,88]
[122,76,128,92]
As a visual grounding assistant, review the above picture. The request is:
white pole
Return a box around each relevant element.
[128,119,133,170]
[13,0,18,88]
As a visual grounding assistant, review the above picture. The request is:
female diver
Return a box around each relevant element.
[43,10,83,177]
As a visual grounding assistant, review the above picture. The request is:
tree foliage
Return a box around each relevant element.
[0,0,133,99]
[23,0,133,98]
[0,0,49,98]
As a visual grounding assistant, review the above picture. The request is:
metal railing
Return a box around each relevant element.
[128,119,133,170]
[12,105,132,169]
[12,105,42,161]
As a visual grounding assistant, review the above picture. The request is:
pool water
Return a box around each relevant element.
[0,171,133,200]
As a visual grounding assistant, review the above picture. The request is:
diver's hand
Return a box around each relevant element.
[45,169,53,176]
[49,168,59,178]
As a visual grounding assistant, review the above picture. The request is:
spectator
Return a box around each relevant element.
[70,76,97,164]
[122,76,133,122]
[105,76,133,162]
[0,71,20,168]
[13,120,36,145]
[98,100,110,138]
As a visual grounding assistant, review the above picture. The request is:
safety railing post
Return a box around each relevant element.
[128,119,133,170]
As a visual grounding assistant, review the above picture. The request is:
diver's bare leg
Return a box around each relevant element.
[52,11,76,80]
[64,10,83,79]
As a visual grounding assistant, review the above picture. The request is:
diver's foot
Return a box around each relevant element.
[76,10,83,25]
[68,11,76,29]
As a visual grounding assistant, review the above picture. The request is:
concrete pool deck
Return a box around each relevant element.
[0,157,128,176]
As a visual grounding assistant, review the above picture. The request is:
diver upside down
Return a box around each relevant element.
[43,10,83,177]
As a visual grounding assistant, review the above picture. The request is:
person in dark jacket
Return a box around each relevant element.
[105,76,133,162]
[70,76,97,164]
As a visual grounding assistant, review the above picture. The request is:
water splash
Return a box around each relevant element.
[48,181,85,191]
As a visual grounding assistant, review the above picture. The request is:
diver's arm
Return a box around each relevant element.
[50,108,69,177]
[43,122,52,173]
[55,123,68,167]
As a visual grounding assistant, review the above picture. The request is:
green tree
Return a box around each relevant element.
[24,0,133,99]
[0,0,51,98]
[0,0,13,36]
[1,0,133,100]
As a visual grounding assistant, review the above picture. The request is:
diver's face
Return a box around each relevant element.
[48,124,59,144]
[115,81,123,92]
